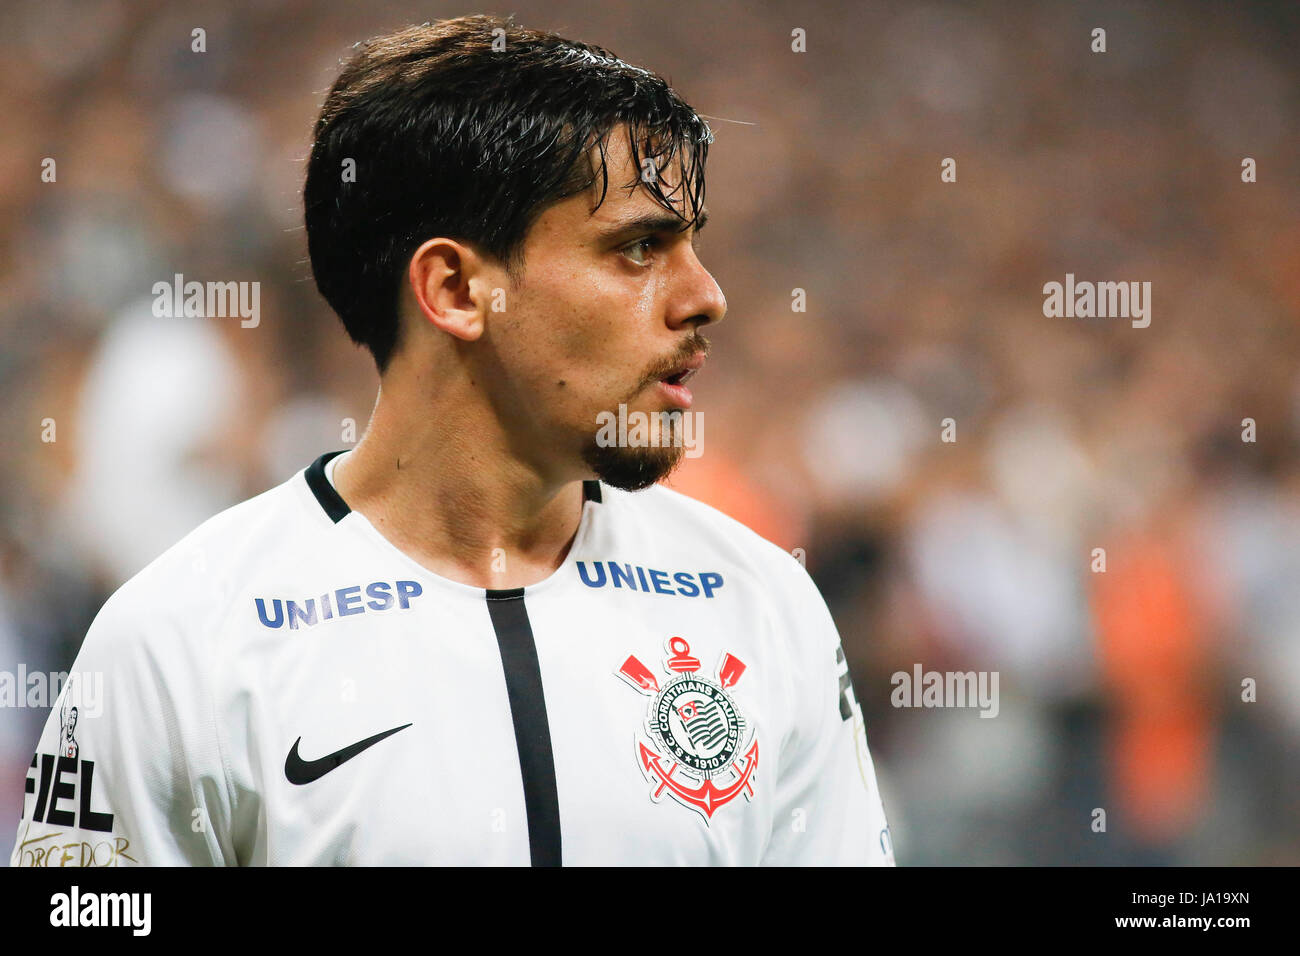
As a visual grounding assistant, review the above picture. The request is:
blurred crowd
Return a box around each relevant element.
[1,0,1297,864]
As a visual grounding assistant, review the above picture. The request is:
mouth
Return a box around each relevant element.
[657,352,706,388]
[653,352,706,408]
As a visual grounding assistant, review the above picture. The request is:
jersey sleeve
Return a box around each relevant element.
[761,563,895,866]
[10,581,235,867]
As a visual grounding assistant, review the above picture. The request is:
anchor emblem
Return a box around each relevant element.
[618,636,759,822]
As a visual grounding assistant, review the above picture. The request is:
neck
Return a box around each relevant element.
[333,368,587,590]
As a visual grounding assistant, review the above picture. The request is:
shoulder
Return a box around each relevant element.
[598,481,790,559]
[86,467,325,656]
[594,481,825,609]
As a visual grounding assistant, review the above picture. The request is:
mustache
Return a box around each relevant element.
[637,334,711,390]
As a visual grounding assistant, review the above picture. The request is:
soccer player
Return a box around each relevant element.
[11,16,894,866]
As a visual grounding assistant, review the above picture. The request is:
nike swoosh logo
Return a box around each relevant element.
[285,723,413,785]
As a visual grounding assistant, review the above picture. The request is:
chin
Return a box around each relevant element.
[580,440,685,492]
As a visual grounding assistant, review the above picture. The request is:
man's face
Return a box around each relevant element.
[476,131,726,490]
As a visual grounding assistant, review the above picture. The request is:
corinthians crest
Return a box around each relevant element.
[617,636,758,822]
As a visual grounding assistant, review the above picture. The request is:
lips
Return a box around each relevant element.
[653,351,705,409]
[658,352,706,387]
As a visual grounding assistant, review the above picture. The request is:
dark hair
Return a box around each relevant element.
[304,15,712,372]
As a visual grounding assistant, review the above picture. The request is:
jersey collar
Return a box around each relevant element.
[304,450,602,525]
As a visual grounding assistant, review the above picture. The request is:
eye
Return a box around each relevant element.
[620,237,658,265]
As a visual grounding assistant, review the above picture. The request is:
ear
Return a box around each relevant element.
[406,237,498,342]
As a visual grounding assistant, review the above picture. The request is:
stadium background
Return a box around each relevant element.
[1,0,1297,865]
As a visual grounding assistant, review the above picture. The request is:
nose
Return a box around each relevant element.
[667,247,727,331]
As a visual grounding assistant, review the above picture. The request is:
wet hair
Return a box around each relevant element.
[304,14,712,371]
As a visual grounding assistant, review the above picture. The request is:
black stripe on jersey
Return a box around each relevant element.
[306,450,351,523]
[485,589,562,867]
[583,479,602,503]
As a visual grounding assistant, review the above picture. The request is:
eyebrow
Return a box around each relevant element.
[596,208,709,244]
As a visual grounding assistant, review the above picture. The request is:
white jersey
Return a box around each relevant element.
[12,451,894,866]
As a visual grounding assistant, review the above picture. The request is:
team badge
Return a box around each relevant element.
[617,636,758,822]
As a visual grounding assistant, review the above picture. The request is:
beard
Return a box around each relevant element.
[579,333,708,491]
[580,414,687,491]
